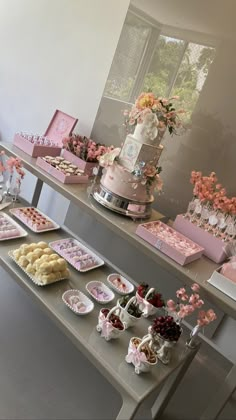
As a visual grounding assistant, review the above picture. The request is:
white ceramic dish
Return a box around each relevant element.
[8,251,68,286]
[0,212,28,241]
[9,207,60,233]
[107,273,134,295]
[86,281,115,304]
[49,238,104,272]
[62,289,94,315]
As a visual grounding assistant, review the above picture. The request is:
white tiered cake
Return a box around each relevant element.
[92,91,183,217]
[97,114,164,216]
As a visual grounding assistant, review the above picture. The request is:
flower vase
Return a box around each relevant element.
[186,324,202,349]
[156,337,177,365]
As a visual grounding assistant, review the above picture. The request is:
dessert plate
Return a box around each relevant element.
[8,251,68,286]
[49,238,104,272]
[86,281,114,304]
[107,273,134,295]
[62,289,94,315]
[9,207,60,233]
[0,212,28,241]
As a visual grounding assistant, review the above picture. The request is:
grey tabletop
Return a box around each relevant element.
[1,142,235,319]
[0,212,192,403]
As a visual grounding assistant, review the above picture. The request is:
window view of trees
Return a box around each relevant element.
[143,37,216,122]
[103,11,216,122]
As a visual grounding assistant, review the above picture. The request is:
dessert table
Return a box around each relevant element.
[0,142,235,319]
[0,141,235,420]
[0,207,199,420]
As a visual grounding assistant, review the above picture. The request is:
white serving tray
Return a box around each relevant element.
[8,250,68,286]
[49,238,104,272]
[0,212,28,241]
[86,281,115,304]
[9,207,60,233]
[107,273,134,295]
[208,267,236,301]
[62,289,94,315]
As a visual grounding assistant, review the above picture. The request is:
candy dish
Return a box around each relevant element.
[86,281,114,304]
[9,207,60,233]
[62,289,94,315]
[107,273,134,295]
[96,305,125,340]
[49,238,104,272]
[0,212,28,241]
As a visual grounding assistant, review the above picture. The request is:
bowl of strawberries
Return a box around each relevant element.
[136,283,165,318]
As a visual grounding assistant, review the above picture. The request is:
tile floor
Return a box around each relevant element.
[0,269,235,420]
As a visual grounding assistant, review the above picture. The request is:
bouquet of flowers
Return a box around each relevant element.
[124,92,185,136]
[62,135,111,163]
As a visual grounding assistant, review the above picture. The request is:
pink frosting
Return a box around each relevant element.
[101,163,154,202]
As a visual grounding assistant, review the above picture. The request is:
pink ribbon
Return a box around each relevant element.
[126,343,147,367]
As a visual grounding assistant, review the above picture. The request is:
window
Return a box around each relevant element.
[103,10,216,121]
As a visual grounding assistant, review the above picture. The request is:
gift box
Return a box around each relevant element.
[208,267,236,301]
[13,110,78,157]
[61,149,98,176]
[36,157,88,184]
[136,220,204,265]
[173,215,227,263]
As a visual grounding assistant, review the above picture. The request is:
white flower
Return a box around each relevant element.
[98,148,121,167]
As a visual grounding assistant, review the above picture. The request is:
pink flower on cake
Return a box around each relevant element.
[144,164,156,178]
[155,174,163,192]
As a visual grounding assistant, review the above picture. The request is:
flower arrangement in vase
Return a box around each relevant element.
[166,283,217,349]
[186,170,236,240]
[136,283,165,317]
[4,156,25,201]
[62,134,114,176]
[166,283,204,323]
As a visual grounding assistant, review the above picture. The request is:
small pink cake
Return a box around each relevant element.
[0,214,21,239]
[101,163,154,203]
[15,208,54,231]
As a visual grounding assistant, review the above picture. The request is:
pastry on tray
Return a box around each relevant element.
[11,241,70,285]
[0,213,22,239]
[11,207,56,231]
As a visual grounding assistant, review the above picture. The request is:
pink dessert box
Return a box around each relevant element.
[208,267,236,301]
[136,221,204,266]
[173,214,227,264]
[36,157,88,184]
[13,110,78,158]
[61,149,98,176]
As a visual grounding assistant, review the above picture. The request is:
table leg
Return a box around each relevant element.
[200,363,236,420]
[31,178,43,207]
[116,395,140,420]
[151,345,200,420]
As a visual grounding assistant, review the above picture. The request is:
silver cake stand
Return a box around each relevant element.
[91,183,153,219]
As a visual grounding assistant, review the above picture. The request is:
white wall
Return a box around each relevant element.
[0,0,130,220]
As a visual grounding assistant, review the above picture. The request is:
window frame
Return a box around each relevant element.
[103,5,218,105]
